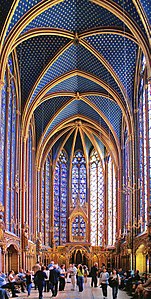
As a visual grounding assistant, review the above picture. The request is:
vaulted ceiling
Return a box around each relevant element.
[1,0,150,165]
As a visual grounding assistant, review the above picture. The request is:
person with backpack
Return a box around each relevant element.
[109,269,121,299]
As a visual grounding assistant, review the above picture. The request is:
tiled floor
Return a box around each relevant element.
[17,279,131,299]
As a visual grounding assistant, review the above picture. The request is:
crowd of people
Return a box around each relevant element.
[89,263,151,299]
[0,262,151,299]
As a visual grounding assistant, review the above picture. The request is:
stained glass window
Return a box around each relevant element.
[27,127,34,240]
[0,75,7,207]
[0,55,18,233]
[90,150,104,246]
[138,56,147,232]
[148,81,151,207]
[72,215,86,240]
[107,156,116,246]
[41,155,51,245]
[122,128,131,234]
[72,150,86,207]
[54,150,68,246]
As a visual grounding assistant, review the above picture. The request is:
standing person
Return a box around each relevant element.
[32,261,41,290]
[49,264,60,297]
[90,262,98,287]
[70,264,77,291]
[59,264,66,291]
[83,265,89,284]
[34,266,47,299]
[26,270,32,297]
[44,266,50,292]
[109,269,120,299]
[100,267,109,299]
[77,264,84,292]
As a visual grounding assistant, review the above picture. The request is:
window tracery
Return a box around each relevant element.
[90,149,104,246]
[138,56,147,232]
[54,149,68,246]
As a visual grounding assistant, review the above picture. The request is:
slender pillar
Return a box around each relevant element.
[0,81,4,130]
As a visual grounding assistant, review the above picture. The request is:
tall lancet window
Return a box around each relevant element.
[122,128,131,234]
[72,150,86,207]
[0,74,7,207]
[41,154,51,245]
[90,150,104,246]
[1,60,18,233]
[54,150,68,246]
[27,128,33,234]
[107,156,116,246]
[148,81,151,208]
[138,56,147,231]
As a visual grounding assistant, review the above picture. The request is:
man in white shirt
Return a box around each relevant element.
[70,264,77,291]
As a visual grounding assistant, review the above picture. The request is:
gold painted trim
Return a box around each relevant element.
[23,40,73,117]
[132,0,151,45]
[1,0,64,80]
[37,115,119,170]
[90,0,151,76]
[80,39,130,105]
[81,95,120,149]
[36,93,120,161]
[41,126,74,169]
[51,127,75,170]
[0,0,20,49]
[81,126,105,171]
[79,27,137,43]
[12,28,74,50]
[22,70,131,138]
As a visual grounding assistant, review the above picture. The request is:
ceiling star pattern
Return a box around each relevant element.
[31,43,123,104]
[140,0,151,23]
[49,75,107,94]
[34,96,72,143]
[16,35,70,107]
[0,0,13,32]
[113,0,147,34]
[44,100,111,140]
[85,34,137,101]
[6,0,41,35]
[21,0,128,35]
[87,96,122,139]
[1,0,150,154]
[93,135,105,156]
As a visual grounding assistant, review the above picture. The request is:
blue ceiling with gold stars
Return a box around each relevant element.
[1,0,150,153]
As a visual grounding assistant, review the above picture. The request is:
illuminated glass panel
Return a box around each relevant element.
[54,150,68,246]
[107,156,116,246]
[112,164,116,244]
[122,128,131,234]
[41,166,45,244]
[72,151,86,207]
[108,157,113,246]
[41,155,51,245]
[54,162,60,245]
[10,79,16,232]
[72,215,86,239]
[90,150,104,246]
[28,128,33,238]
[45,157,51,245]
[138,56,147,231]
[6,83,12,230]
[0,75,7,206]
[148,82,151,206]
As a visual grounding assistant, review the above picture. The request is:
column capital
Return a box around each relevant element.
[147,77,151,84]
[0,80,4,91]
